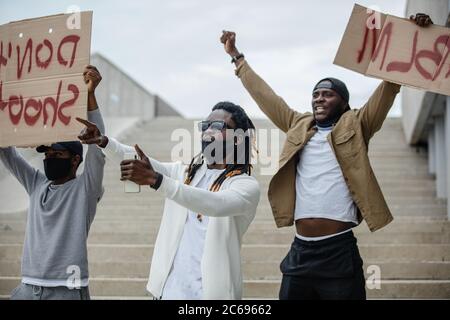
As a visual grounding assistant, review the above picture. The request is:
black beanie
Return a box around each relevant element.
[313,77,349,103]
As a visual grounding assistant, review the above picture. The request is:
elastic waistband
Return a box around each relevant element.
[294,229,355,247]
[295,228,352,241]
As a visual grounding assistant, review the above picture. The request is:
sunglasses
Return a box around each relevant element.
[198,120,231,132]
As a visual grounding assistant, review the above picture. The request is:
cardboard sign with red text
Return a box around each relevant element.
[0,11,92,147]
[334,4,450,96]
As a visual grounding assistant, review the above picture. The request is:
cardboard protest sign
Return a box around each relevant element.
[334,4,450,96]
[0,11,92,147]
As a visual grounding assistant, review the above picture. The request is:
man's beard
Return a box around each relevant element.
[201,137,236,165]
[314,104,346,127]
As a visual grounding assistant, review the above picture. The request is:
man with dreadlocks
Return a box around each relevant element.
[220,13,433,300]
[78,101,260,299]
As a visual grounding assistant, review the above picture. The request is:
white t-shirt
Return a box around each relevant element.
[294,126,358,224]
[162,168,225,300]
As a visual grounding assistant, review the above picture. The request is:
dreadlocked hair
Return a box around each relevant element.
[184,152,204,185]
[184,101,257,193]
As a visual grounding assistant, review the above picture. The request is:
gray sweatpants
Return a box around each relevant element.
[10,283,90,300]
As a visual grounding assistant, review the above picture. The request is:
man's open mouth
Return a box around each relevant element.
[314,106,326,113]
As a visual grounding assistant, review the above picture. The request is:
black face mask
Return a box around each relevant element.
[43,158,73,181]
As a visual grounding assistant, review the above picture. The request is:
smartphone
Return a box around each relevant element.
[123,152,141,193]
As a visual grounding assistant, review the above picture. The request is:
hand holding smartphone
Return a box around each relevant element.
[123,152,141,193]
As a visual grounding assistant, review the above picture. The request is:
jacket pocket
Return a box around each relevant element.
[287,133,303,146]
[333,129,361,157]
[334,129,355,144]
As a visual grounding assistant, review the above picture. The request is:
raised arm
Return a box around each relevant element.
[356,81,401,143]
[221,31,301,132]
[0,147,46,195]
[76,65,106,204]
[80,109,106,198]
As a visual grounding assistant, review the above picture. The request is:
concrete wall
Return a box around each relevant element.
[91,53,181,119]
[402,88,427,144]
[403,0,450,219]
[402,0,449,144]
[155,95,182,117]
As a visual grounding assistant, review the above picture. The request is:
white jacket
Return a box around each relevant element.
[103,138,260,299]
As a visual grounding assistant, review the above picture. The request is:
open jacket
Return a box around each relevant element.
[235,60,401,232]
[103,137,260,299]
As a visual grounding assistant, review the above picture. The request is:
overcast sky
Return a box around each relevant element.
[0,0,407,118]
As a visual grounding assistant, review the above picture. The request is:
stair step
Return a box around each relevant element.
[2,220,449,234]
[1,230,448,245]
[2,244,450,263]
[2,261,449,280]
[1,277,448,299]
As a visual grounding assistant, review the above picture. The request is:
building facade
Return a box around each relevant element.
[402,0,450,219]
[91,53,180,119]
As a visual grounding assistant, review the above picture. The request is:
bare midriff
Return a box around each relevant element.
[295,218,355,237]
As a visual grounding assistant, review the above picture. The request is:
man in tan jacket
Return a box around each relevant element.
[220,13,433,300]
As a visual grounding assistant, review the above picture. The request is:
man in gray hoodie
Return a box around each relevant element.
[0,65,105,300]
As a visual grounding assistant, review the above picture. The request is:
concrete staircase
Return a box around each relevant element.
[1,117,449,299]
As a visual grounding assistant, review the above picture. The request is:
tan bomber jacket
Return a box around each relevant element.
[235,60,401,232]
